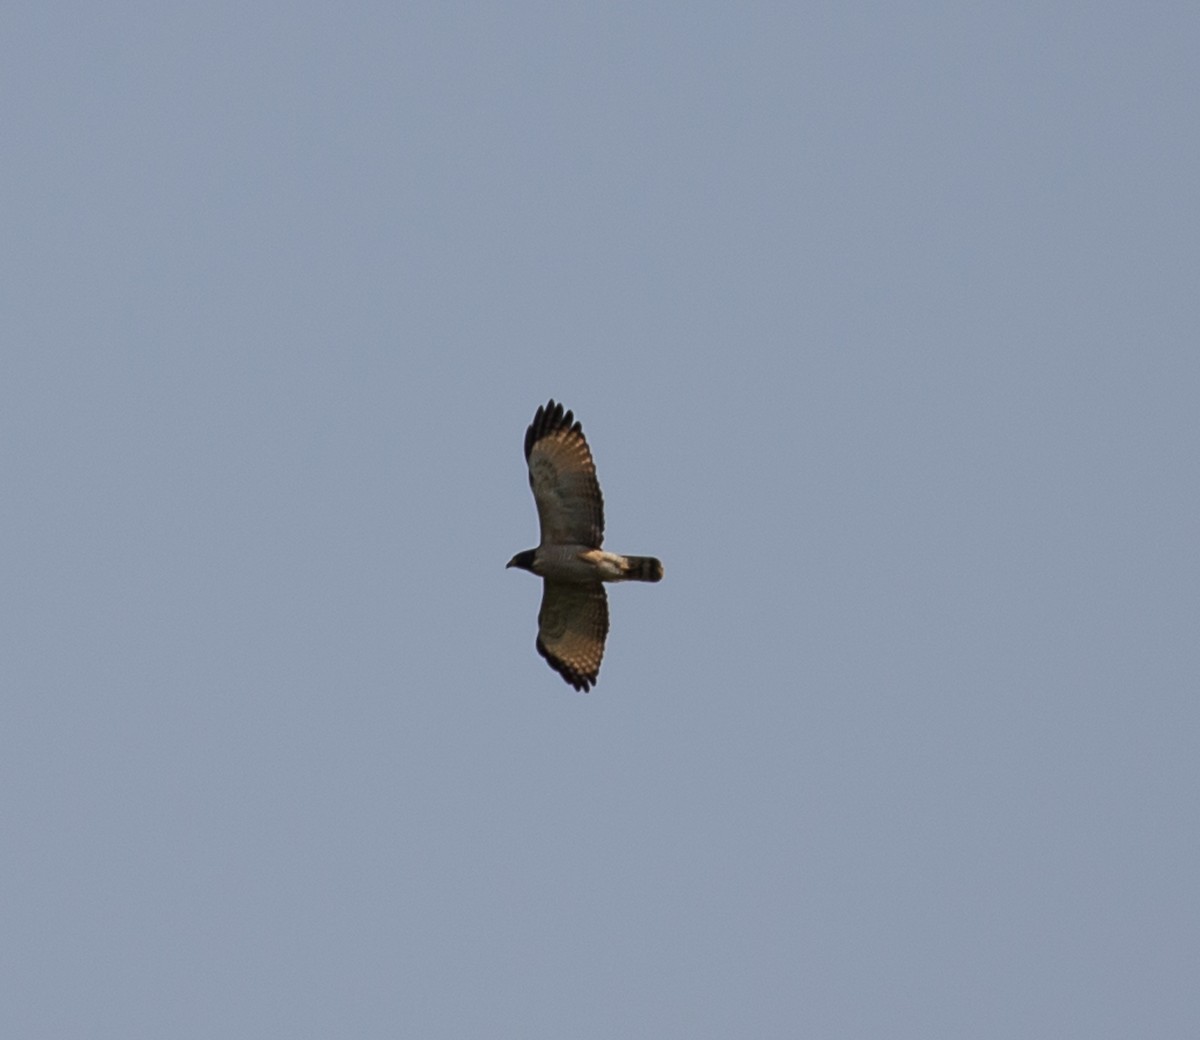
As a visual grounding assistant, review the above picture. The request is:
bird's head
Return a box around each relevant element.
[506,549,537,572]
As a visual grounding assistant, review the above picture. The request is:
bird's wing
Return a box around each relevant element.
[536,581,608,692]
[525,400,604,548]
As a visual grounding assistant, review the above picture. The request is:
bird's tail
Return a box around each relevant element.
[622,555,664,582]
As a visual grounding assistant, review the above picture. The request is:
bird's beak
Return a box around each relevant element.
[505,558,515,568]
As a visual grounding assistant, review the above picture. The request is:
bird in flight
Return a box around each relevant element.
[508,400,663,691]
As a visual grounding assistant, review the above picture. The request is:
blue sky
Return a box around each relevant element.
[3,4,1198,1037]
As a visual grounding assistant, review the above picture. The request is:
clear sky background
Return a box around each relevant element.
[3,4,1197,1037]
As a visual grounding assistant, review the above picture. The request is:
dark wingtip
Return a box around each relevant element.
[524,398,582,461]
[536,637,597,692]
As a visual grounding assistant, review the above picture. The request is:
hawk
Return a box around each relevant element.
[507,400,663,691]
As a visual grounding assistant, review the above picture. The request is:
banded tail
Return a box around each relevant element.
[623,555,664,582]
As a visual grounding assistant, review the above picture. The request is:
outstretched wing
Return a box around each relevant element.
[525,400,604,548]
[536,581,609,692]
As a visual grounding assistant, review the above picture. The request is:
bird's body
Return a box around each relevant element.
[515,546,660,583]
[508,400,662,691]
